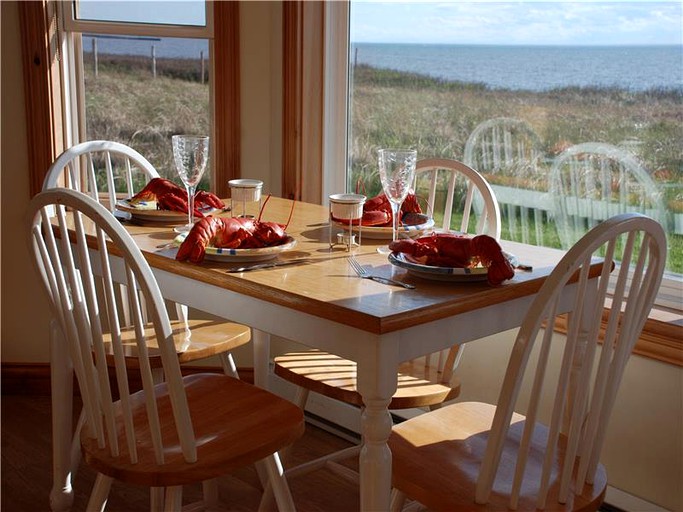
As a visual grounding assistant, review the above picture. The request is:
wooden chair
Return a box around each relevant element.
[272,159,501,481]
[549,142,669,250]
[43,140,251,377]
[464,117,551,245]
[42,141,252,507]
[389,213,667,512]
[27,188,305,511]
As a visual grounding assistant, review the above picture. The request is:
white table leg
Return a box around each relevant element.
[49,321,75,512]
[252,328,271,389]
[356,345,399,512]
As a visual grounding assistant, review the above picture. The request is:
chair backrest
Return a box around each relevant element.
[44,141,172,327]
[411,158,501,385]
[464,117,551,245]
[475,213,667,509]
[27,188,197,465]
[414,158,501,240]
[43,140,160,212]
[549,142,668,250]
[464,117,544,175]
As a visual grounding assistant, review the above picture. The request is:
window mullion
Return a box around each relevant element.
[322,0,350,202]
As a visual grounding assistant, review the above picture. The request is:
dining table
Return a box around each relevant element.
[49,195,581,512]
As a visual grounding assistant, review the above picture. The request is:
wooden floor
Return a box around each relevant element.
[1,394,361,511]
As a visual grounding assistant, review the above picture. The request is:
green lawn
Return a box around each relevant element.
[82,55,683,274]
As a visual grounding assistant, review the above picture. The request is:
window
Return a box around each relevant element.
[335,1,682,363]
[62,1,213,190]
[32,0,240,197]
[346,2,682,274]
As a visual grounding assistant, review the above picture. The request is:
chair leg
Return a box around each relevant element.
[86,473,113,512]
[257,483,275,512]
[202,479,219,508]
[164,486,183,511]
[260,454,296,512]
[69,409,86,477]
[219,351,240,379]
[390,489,407,512]
[277,387,310,465]
[292,386,309,410]
[50,323,75,512]
[150,487,164,510]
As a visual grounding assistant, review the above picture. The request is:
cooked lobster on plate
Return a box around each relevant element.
[176,195,295,263]
[389,233,515,286]
[129,177,225,216]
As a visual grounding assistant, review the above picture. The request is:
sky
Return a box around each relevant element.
[78,0,206,26]
[77,1,682,46]
[351,1,683,45]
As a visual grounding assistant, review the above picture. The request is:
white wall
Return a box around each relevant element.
[1,2,681,510]
[239,1,282,197]
[1,0,54,362]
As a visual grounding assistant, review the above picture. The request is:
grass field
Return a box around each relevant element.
[83,55,683,272]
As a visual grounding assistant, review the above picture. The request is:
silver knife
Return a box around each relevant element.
[226,258,316,273]
[362,275,416,289]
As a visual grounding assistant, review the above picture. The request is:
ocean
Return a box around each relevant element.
[352,43,683,92]
[83,35,682,92]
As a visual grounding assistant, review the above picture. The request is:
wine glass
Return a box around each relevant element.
[377,148,417,254]
[172,135,209,234]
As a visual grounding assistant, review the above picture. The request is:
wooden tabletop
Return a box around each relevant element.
[121,197,568,335]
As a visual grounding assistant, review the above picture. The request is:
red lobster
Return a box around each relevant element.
[176,196,294,263]
[332,191,422,227]
[389,233,515,286]
[129,177,225,217]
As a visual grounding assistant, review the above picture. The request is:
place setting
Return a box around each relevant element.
[341,147,529,288]
[122,139,523,288]
[115,134,227,226]
[111,135,299,266]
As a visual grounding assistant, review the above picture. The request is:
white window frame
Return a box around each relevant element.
[321,0,350,204]
[63,1,213,39]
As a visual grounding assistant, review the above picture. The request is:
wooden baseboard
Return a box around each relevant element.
[1,363,254,396]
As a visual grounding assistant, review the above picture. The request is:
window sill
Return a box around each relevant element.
[554,308,683,367]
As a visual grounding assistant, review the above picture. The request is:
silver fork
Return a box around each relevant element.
[348,256,415,289]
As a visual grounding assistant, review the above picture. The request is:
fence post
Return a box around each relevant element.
[200,50,205,84]
[92,38,98,78]
[151,45,156,78]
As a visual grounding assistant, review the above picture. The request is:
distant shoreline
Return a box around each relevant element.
[351,42,682,48]
[86,52,683,96]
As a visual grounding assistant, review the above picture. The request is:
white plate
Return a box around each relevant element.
[174,233,297,262]
[116,199,218,223]
[388,252,489,282]
[334,215,435,240]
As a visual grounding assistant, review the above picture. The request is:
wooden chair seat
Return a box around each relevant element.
[82,374,305,487]
[103,319,251,368]
[274,350,461,409]
[389,402,607,512]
